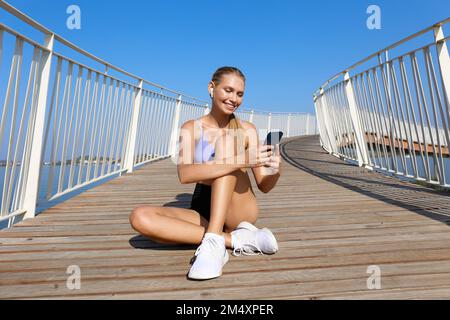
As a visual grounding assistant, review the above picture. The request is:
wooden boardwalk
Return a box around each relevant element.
[1,135,450,299]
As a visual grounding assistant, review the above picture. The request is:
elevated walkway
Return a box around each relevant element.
[1,135,450,299]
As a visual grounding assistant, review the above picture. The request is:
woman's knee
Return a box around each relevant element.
[213,169,240,182]
[129,206,159,233]
[241,210,258,226]
[224,209,258,232]
[247,211,258,225]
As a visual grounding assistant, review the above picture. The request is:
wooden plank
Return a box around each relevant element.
[5,273,450,300]
[1,135,450,299]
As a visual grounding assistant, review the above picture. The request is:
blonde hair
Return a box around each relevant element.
[211,67,247,156]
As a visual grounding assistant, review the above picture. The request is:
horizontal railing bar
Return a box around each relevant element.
[52,52,140,89]
[0,0,50,33]
[0,1,210,102]
[321,35,450,95]
[270,112,309,115]
[347,39,450,83]
[0,3,128,78]
[0,209,25,222]
[318,17,450,92]
[0,22,50,51]
[142,80,208,104]
[141,88,182,102]
[0,21,310,113]
[54,52,210,104]
[346,17,450,69]
[0,19,206,107]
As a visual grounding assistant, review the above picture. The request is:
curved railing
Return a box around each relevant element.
[314,18,450,189]
[0,1,317,228]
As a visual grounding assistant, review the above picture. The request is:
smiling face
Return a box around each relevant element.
[208,73,245,115]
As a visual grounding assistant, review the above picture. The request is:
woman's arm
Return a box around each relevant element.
[176,120,271,184]
[178,162,243,184]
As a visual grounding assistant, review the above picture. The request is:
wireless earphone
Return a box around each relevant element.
[209,89,214,98]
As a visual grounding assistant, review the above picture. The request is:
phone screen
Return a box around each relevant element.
[265,131,283,146]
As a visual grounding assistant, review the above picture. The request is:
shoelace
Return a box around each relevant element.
[194,237,223,258]
[232,237,263,256]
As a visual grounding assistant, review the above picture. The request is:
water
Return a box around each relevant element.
[364,147,450,185]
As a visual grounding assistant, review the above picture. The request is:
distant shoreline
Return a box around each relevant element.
[0,159,123,167]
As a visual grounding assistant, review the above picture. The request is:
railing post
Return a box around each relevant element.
[316,89,336,154]
[313,97,324,147]
[123,79,143,173]
[286,113,291,137]
[22,34,55,220]
[305,113,310,135]
[169,95,182,159]
[249,109,254,123]
[314,115,318,135]
[344,71,369,166]
[203,103,209,115]
[434,25,450,110]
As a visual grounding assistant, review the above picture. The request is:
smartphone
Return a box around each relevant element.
[264,131,283,146]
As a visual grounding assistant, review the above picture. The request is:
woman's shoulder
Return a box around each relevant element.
[180,118,203,129]
[180,119,205,141]
[179,120,197,140]
[181,119,194,127]
[239,119,257,131]
[182,117,212,128]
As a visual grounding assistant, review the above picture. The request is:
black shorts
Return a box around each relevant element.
[189,183,211,221]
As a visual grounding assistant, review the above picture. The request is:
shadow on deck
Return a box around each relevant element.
[1,135,450,299]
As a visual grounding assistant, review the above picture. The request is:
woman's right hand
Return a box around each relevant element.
[212,129,274,168]
[246,144,274,168]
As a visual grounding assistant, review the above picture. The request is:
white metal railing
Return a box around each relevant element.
[314,18,450,189]
[0,2,317,228]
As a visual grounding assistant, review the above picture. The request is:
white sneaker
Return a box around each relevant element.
[231,221,279,256]
[188,233,229,280]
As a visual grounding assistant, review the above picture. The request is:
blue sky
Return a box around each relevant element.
[2,0,450,114]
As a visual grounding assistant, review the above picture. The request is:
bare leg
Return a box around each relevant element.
[129,206,233,248]
[131,121,267,254]
[201,169,259,232]
[207,170,238,234]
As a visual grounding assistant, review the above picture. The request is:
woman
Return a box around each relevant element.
[129,66,282,280]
